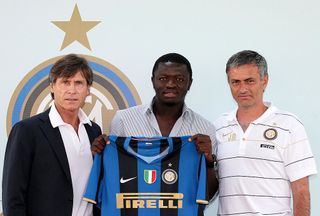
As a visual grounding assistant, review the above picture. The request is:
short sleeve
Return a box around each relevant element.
[284,124,317,182]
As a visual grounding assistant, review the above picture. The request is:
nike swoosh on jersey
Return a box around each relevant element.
[120,176,137,183]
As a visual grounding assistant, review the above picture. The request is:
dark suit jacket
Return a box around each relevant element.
[2,109,102,216]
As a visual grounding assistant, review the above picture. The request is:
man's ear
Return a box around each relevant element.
[87,86,90,96]
[262,75,269,90]
[50,83,53,93]
[151,76,156,89]
[187,78,193,90]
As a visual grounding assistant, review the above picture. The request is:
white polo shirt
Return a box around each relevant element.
[214,102,317,216]
[49,104,93,216]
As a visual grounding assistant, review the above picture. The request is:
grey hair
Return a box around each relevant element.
[226,50,268,78]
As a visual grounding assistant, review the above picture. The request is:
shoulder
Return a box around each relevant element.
[271,108,305,130]
[8,110,49,137]
[113,104,147,121]
[13,110,49,128]
[188,109,213,126]
[185,108,215,134]
[116,104,146,115]
[213,111,233,130]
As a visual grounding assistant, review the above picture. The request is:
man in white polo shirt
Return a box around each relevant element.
[214,50,317,216]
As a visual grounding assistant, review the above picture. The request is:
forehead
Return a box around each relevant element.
[154,62,189,76]
[228,64,260,79]
[57,70,86,80]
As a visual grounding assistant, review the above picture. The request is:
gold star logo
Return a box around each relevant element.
[52,4,100,50]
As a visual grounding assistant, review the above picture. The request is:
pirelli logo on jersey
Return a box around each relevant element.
[116,193,183,209]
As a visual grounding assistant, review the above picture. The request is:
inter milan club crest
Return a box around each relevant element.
[162,169,178,185]
[264,128,278,140]
[144,170,157,184]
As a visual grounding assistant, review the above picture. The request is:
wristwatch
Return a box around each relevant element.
[206,154,217,168]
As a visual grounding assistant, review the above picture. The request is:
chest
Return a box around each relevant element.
[215,123,290,161]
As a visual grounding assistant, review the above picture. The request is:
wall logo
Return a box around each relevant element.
[6,55,141,135]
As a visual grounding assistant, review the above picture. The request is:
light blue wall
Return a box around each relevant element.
[1,0,319,214]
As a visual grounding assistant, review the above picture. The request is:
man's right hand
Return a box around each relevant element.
[91,134,110,155]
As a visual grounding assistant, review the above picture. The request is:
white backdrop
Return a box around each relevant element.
[1,0,319,215]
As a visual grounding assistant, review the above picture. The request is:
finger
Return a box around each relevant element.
[96,144,105,151]
[101,134,110,144]
[91,146,101,155]
[190,134,201,142]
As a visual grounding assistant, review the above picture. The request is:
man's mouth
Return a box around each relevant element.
[163,91,178,97]
[65,98,78,102]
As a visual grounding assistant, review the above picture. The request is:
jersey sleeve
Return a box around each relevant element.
[83,153,104,208]
[196,154,209,205]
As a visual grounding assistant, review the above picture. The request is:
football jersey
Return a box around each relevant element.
[84,135,208,216]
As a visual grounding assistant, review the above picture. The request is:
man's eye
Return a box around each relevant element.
[177,78,184,82]
[159,77,166,81]
[247,79,255,84]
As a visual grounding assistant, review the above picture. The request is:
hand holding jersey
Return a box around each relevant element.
[84,136,208,216]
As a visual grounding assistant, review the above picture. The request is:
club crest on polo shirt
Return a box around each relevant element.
[162,169,178,184]
[263,128,278,140]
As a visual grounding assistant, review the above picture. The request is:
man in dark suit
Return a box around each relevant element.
[2,54,101,216]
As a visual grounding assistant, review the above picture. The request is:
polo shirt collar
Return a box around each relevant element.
[226,102,277,123]
[49,103,91,128]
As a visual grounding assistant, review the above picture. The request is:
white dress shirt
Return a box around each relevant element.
[49,104,93,216]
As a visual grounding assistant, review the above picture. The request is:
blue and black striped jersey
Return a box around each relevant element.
[84,135,208,216]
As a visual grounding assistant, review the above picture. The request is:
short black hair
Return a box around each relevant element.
[152,53,192,79]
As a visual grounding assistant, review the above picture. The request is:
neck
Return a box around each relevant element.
[55,105,80,131]
[153,101,184,120]
[237,103,267,131]
[152,100,184,136]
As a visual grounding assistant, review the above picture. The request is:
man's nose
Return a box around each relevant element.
[67,83,77,92]
[166,78,177,88]
[239,82,248,93]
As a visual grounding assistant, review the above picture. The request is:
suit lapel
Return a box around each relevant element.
[84,123,95,144]
[39,111,72,183]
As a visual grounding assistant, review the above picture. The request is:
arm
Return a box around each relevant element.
[191,134,219,200]
[2,123,32,216]
[291,176,310,216]
[91,110,124,155]
[205,154,219,200]
[91,134,109,155]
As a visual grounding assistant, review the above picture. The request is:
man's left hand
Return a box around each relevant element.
[190,134,214,163]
